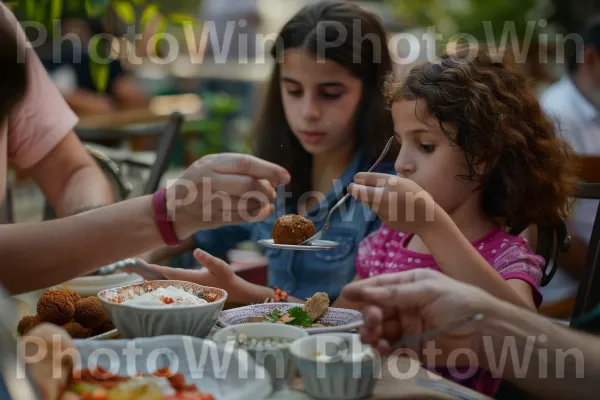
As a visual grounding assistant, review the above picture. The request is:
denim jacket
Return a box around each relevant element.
[193,150,396,302]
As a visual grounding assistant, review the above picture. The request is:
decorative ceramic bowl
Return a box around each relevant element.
[218,303,363,334]
[98,280,227,339]
[213,323,309,390]
[289,333,380,400]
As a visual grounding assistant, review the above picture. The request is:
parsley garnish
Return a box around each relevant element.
[286,307,313,327]
[263,309,280,323]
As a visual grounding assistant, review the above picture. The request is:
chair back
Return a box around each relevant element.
[0,186,13,224]
[569,155,600,321]
[570,182,600,321]
[509,219,571,287]
[142,112,184,195]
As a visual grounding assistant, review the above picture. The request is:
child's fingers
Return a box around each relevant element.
[354,172,394,187]
[192,249,233,279]
[347,184,385,209]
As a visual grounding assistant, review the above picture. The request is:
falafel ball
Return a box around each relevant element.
[37,290,76,324]
[61,321,93,339]
[272,214,315,245]
[94,319,115,335]
[17,315,41,335]
[55,289,81,304]
[303,292,330,321]
[74,297,108,329]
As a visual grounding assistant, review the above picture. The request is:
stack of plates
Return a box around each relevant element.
[59,273,143,297]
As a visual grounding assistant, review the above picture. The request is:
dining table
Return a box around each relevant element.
[10,290,493,400]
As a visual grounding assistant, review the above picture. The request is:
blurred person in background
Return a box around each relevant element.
[539,16,600,317]
[40,16,149,116]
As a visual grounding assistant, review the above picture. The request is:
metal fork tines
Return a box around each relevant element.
[299,136,395,245]
[95,258,168,280]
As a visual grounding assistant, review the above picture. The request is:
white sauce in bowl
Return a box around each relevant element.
[122,286,208,307]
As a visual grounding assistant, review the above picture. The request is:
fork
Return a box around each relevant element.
[299,136,395,245]
[324,313,484,363]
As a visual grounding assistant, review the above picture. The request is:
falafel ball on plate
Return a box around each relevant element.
[54,288,81,304]
[272,214,315,245]
[74,297,108,329]
[61,321,93,339]
[17,315,41,335]
[94,319,115,335]
[37,289,76,324]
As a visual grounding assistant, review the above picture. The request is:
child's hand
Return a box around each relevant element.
[348,172,438,234]
[132,250,267,304]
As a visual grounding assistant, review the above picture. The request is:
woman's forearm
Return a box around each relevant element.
[420,207,533,310]
[483,301,600,400]
[0,196,163,294]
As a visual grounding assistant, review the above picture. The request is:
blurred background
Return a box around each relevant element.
[6,0,593,221]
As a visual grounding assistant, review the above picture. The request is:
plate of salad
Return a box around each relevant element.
[217,293,363,334]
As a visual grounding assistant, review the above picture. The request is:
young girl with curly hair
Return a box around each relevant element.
[347,44,579,396]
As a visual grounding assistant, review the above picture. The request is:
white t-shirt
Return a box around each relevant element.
[540,75,600,243]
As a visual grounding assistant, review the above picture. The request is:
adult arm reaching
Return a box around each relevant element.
[339,269,600,400]
[0,154,290,294]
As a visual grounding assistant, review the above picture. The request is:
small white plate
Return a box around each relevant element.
[59,273,144,297]
[218,303,363,334]
[257,239,341,251]
[88,328,119,340]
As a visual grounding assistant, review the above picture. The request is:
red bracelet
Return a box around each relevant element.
[273,287,288,302]
[152,188,181,246]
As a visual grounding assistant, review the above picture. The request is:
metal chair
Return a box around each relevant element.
[0,186,13,224]
[508,218,571,288]
[570,182,600,322]
[42,112,184,219]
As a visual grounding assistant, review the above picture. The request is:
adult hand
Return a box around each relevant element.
[340,269,495,365]
[348,172,438,234]
[21,324,76,400]
[169,153,290,239]
[132,249,268,305]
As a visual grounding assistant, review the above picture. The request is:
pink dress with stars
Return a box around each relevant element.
[356,224,545,396]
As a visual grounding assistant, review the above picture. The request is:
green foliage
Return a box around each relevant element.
[11,0,200,92]
[384,0,550,41]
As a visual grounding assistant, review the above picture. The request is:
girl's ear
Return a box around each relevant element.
[474,159,487,176]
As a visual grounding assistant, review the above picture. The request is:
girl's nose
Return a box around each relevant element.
[301,97,321,120]
[394,151,415,176]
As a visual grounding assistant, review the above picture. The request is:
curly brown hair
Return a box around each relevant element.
[384,44,578,229]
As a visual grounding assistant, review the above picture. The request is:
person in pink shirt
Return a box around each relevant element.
[0,3,113,217]
[344,44,579,396]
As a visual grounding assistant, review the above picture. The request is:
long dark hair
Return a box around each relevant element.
[252,0,395,206]
[0,8,27,124]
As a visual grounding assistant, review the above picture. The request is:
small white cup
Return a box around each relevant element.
[289,333,381,400]
[213,323,309,390]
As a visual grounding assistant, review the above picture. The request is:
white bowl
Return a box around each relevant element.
[213,323,309,389]
[289,333,381,400]
[98,280,227,339]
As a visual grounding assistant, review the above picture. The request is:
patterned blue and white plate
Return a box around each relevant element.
[218,303,363,334]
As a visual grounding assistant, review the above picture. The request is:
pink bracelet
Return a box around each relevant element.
[152,188,181,246]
